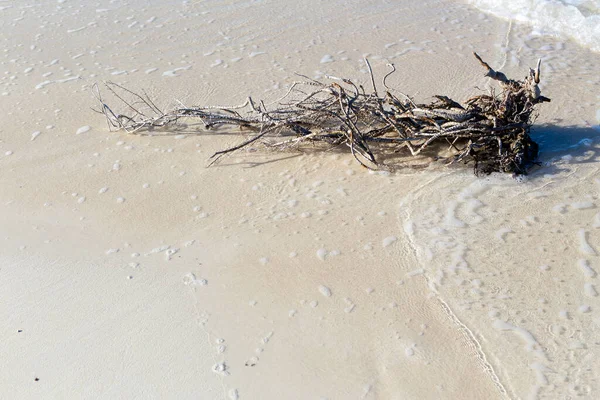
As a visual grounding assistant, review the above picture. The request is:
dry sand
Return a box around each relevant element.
[1,0,600,399]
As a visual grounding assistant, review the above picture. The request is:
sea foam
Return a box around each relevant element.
[468,0,600,52]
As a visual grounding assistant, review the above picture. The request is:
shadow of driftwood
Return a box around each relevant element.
[132,123,246,137]
[214,153,303,169]
[123,121,600,176]
[527,124,600,176]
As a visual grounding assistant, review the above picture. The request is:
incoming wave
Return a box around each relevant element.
[467,0,600,52]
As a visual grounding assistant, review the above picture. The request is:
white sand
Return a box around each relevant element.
[1,0,600,399]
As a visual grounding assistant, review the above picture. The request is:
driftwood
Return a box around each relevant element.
[96,53,550,175]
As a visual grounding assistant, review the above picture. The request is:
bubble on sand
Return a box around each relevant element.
[318,285,332,297]
[578,305,591,313]
[165,248,179,261]
[262,331,274,344]
[344,298,356,313]
[584,283,597,297]
[162,66,191,77]
[382,236,397,247]
[493,320,547,358]
[579,260,596,280]
[212,362,229,376]
[35,80,53,90]
[578,229,596,255]
[76,125,90,135]
[495,228,513,242]
[146,245,170,255]
[593,213,600,228]
[406,268,424,277]
[183,273,207,286]
[571,201,594,210]
[316,248,328,260]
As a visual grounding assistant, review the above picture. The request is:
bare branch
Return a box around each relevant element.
[97,54,549,175]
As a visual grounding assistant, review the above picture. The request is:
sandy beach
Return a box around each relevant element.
[1,0,600,399]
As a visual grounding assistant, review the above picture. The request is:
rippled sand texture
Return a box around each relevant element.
[1,0,600,399]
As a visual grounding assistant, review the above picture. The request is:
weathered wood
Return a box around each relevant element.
[96,53,550,175]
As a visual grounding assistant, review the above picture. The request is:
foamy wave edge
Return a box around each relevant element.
[467,0,600,52]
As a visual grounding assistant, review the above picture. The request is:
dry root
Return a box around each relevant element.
[96,53,550,175]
